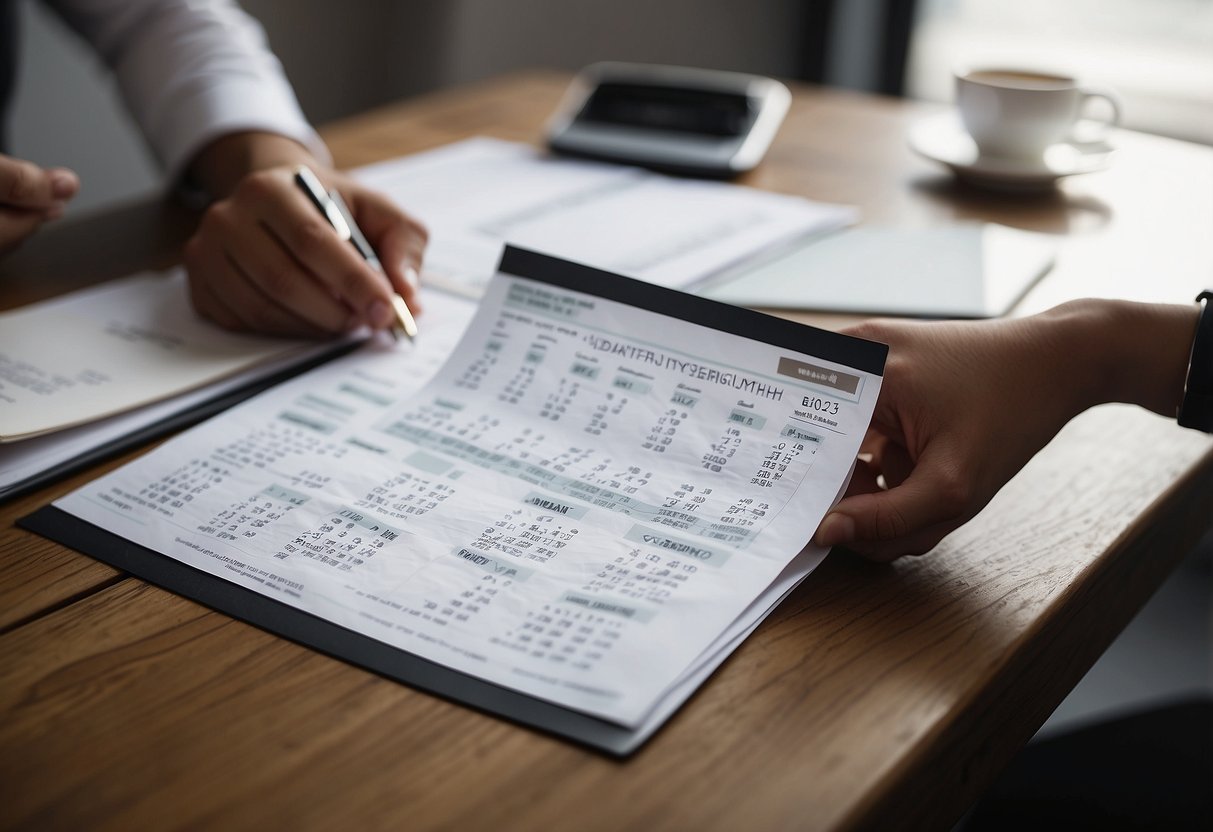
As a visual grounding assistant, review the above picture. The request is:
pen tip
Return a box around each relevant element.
[390,294,419,340]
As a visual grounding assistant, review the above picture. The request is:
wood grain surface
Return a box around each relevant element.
[2,71,1211,831]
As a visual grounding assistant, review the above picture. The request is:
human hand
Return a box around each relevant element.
[0,154,80,254]
[812,310,1096,561]
[813,299,1199,560]
[183,134,426,337]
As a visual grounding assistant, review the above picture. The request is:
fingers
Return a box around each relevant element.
[344,183,428,315]
[814,445,972,560]
[0,206,53,254]
[0,157,78,253]
[200,201,357,333]
[0,155,78,210]
[242,173,398,327]
[868,436,916,489]
[184,167,416,337]
[841,455,882,500]
[184,229,329,337]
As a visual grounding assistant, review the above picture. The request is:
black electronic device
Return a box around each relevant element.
[546,62,790,178]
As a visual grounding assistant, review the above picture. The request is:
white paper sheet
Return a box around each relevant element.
[354,137,856,297]
[0,340,351,500]
[0,271,333,442]
[56,251,883,728]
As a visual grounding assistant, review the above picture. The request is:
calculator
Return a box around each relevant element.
[546,62,791,178]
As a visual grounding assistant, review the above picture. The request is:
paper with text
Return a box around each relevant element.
[56,249,884,727]
[0,271,328,442]
[355,137,856,297]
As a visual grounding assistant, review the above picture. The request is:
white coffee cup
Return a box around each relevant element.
[955,68,1121,162]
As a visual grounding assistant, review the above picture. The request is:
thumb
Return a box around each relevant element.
[815,454,967,551]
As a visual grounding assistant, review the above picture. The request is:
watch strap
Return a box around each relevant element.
[1177,290,1213,432]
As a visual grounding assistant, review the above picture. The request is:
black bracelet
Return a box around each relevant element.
[1177,290,1213,432]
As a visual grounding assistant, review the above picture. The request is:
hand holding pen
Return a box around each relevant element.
[182,136,425,339]
[293,165,418,340]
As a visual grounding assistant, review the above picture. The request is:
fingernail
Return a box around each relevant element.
[45,202,66,220]
[366,299,392,329]
[403,266,420,290]
[49,169,79,199]
[815,513,855,547]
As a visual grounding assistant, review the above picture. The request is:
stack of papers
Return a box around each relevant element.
[0,272,353,500]
[704,224,1055,318]
[3,137,857,502]
[355,137,857,297]
[33,248,886,753]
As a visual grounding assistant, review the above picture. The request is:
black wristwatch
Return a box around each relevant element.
[1177,290,1213,433]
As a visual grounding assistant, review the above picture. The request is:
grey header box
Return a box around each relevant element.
[625,525,729,566]
[523,491,588,519]
[560,591,655,622]
[776,357,860,394]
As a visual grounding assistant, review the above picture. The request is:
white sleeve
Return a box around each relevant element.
[44,0,330,181]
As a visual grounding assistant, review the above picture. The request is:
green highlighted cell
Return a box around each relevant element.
[346,437,387,454]
[560,591,655,622]
[780,424,823,443]
[406,450,453,475]
[297,393,355,415]
[570,362,600,380]
[506,282,584,319]
[612,376,650,394]
[624,525,729,566]
[728,409,766,429]
[278,411,336,434]
[338,383,393,406]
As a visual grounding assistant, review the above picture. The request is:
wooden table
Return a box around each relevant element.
[2,71,1211,831]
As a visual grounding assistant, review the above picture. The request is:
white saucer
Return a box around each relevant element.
[909,113,1115,191]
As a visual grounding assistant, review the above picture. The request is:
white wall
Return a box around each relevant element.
[437,0,808,87]
[9,0,811,214]
[9,1,162,212]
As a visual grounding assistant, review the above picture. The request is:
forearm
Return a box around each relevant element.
[1037,298,1199,419]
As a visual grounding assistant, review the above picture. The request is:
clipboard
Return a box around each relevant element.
[22,247,886,756]
[19,505,651,755]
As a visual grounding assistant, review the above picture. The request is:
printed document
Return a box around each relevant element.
[0,271,337,442]
[355,137,856,297]
[55,248,885,728]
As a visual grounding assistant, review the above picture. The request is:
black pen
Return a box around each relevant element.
[292,165,418,341]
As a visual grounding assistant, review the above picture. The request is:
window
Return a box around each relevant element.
[907,0,1213,144]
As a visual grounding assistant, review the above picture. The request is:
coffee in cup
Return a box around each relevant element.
[955,69,1121,162]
